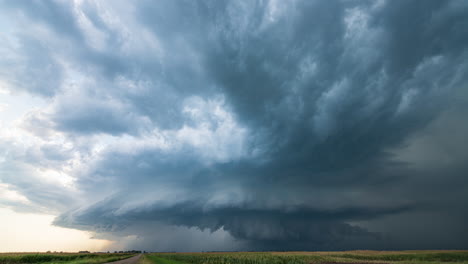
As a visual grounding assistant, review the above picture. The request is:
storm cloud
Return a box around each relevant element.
[1,0,468,251]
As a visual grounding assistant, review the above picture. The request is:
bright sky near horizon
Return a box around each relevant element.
[0,207,110,252]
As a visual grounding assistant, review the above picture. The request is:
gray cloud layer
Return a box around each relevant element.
[1,0,468,251]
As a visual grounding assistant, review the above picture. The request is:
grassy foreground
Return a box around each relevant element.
[3,251,468,264]
[0,253,135,264]
[142,251,468,264]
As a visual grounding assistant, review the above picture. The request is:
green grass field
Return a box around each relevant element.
[2,251,468,264]
[0,253,134,264]
[142,251,468,264]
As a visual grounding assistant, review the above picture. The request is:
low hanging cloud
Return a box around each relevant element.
[1,0,468,251]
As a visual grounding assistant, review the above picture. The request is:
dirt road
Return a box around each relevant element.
[105,254,142,264]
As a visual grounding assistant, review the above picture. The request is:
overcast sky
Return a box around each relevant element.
[1,0,468,252]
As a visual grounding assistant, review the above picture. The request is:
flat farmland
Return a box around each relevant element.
[2,251,468,264]
[142,251,468,264]
[0,253,135,264]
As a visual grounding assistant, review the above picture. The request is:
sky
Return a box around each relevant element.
[0,0,467,252]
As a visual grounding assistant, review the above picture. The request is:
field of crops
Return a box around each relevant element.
[143,251,468,264]
[0,253,134,264]
[2,251,468,264]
